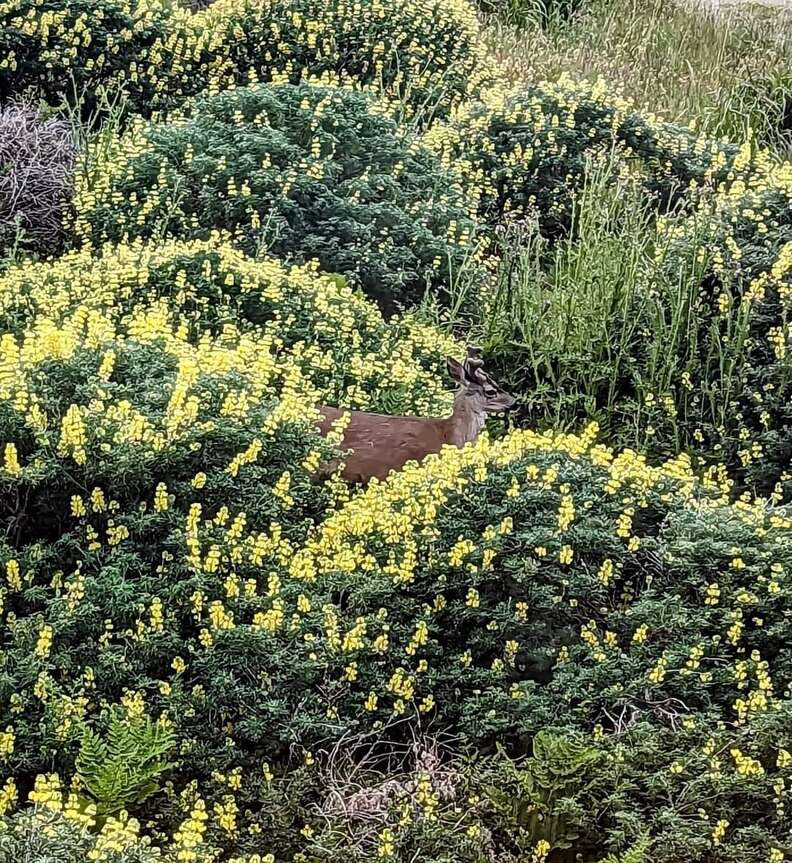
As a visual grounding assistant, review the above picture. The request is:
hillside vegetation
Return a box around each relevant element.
[0,1,790,862]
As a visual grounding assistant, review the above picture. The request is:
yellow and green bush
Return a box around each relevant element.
[153,0,489,120]
[1,375,790,858]
[0,0,175,114]
[433,77,791,496]
[0,0,487,119]
[71,82,478,312]
[0,237,458,413]
[423,76,753,236]
[2,2,792,861]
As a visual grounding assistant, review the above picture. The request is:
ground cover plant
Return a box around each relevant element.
[0,0,791,861]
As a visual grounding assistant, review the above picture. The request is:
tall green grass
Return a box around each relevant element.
[479,152,763,466]
[484,0,792,155]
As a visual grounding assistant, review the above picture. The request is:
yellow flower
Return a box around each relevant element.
[378,827,396,858]
[712,819,728,845]
[154,482,169,512]
[3,443,21,475]
[0,727,14,759]
[35,624,54,659]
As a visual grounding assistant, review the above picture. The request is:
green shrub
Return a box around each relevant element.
[0,803,163,863]
[1,330,790,858]
[155,0,489,121]
[0,235,459,821]
[0,238,459,414]
[462,96,792,495]
[484,154,790,494]
[0,0,487,121]
[472,711,792,863]
[422,77,747,238]
[655,156,792,495]
[0,0,175,114]
[482,0,792,159]
[71,83,478,313]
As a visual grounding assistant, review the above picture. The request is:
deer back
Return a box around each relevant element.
[316,406,452,482]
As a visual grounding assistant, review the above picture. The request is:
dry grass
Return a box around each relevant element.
[484,0,792,153]
[0,102,76,256]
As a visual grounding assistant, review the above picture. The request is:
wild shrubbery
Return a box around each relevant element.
[0,0,486,120]
[71,83,477,313]
[0,0,175,115]
[0,239,459,852]
[423,78,791,496]
[480,152,791,497]
[1,368,790,859]
[0,238,458,413]
[1,2,791,861]
[422,77,747,237]
[2,233,788,863]
[159,0,488,121]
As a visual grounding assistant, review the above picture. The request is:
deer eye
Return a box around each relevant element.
[484,387,496,396]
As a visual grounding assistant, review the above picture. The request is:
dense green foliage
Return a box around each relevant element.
[421,78,792,496]
[0,0,487,119]
[423,77,746,237]
[71,84,476,313]
[0,0,174,114]
[1,1,792,861]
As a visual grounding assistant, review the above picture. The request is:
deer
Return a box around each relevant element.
[316,347,516,482]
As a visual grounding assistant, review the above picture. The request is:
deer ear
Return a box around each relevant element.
[446,356,465,383]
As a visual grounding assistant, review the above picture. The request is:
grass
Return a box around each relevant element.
[483,0,792,155]
[477,149,760,461]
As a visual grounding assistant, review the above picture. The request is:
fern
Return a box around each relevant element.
[75,708,176,816]
[484,730,606,857]
[598,839,651,863]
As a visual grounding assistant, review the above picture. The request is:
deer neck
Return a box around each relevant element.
[443,393,486,446]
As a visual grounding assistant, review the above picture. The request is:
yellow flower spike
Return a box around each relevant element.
[2,443,21,475]
[0,779,18,817]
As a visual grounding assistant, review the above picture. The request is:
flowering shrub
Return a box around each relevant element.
[0,802,164,863]
[630,147,792,495]
[431,76,791,496]
[153,0,489,120]
[0,234,460,820]
[1,8,791,860]
[0,0,487,119]
[2,318,790,857]
[0,0,174,113]
[0,237,458,413]
[423,76,746,237]
[71,83,477,312]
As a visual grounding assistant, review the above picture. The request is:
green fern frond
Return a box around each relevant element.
[75,708,176,815]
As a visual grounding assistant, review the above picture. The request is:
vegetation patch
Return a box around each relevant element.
[71,83,478,313]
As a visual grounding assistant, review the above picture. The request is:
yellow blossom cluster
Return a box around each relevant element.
[0,237,458,421]
[422,74,746,229]
[1,0,489,118]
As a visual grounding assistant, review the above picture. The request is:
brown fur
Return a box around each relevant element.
[317,401,476,482]
[315,352,515,483]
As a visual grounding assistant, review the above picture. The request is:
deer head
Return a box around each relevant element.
[446,346,516,431]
